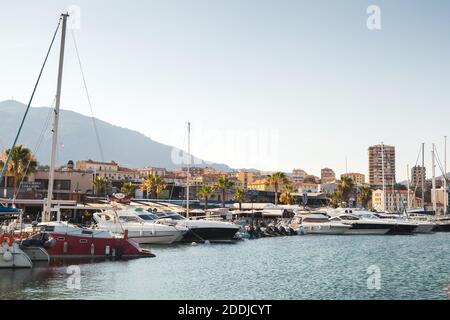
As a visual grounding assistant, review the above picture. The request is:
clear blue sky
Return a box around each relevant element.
[1,0,449,179]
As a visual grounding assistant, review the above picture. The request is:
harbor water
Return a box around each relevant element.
[1,233,450,300]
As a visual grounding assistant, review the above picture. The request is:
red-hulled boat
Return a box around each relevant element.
[37,221,154,259]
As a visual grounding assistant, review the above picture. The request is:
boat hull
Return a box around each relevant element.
[433,223,450,232]
[20,246,50,262]
[0,244,33,268]
[302,224,350,235]
[344,228,390,235]
[127,231,184,244]
[44,232,155,259]
[387,224,417,235]
[413,224,436,234]
[180,227,240,242]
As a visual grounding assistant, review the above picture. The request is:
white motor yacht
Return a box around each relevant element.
[145,212,240,243]
[328,212,392,235]
[291,213,350,235]
[93,208,187,244]
[354,211,418,234]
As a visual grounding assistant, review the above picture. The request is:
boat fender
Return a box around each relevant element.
[63,241,69,254]
[191,242,197,246]
[112,248,116,257]
[105,245,110,256]
[2,250,13,262]
[90,243,95,255]
[124,229,129,240]
[0,233,14,247]
[204,240,210,245]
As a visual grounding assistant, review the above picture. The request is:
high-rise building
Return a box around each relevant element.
[321,168,336,183]
[368,144,396,188]
[411,165,426,188]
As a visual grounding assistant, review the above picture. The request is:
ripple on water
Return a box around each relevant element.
[1,234,449,300]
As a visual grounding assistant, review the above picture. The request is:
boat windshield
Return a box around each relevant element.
[118,216,140,223]
[354,212,380,219]
[137,213,158,221]
[165,213,185,220]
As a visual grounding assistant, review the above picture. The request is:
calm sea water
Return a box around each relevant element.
[1,234,450,300]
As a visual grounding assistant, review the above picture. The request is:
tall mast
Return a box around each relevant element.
[186,122,190,218]
[432,144,437,214]
[406,164,410,210]
[43,13,68,222]
[381,142,386,212]
[421,142,425,209]
[445,136,448,215]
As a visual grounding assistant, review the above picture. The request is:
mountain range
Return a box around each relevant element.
[0,100,231,171]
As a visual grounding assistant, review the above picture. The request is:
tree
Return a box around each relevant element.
[141,174,166,199]
[329,190,341,208]
[265,172,289,205]
[93,176,108,197]
[198,185,214,211]
[279,183,295,205]
[337,176,354,206]
[233,187,247,211]
[0,145,38,195]
[121,181,136,198]
[215,176,234,208]
[357,185,373,209]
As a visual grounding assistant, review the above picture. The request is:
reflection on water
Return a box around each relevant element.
[1,234,450,300]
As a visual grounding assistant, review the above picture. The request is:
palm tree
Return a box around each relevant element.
[265,172,288,205]
[279,183,295,205]
[357,185,372,209]
[233,187,246,211]
[329,190,341,208]
[93,176,108,197]
[121,181,136,198]
[0,145,38,194]
[198,185,214,210]
[215,176,234,208]
[337,176,354,206]
[141,174,166,199]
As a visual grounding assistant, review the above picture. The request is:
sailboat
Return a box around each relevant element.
[28,14,154,259]
[166,122,239,243]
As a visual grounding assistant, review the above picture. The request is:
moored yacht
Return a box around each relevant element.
[93,208,187,244]
[291,213,351,235]
[36,221,154,259]
[356,212,418,234]
[147,212,240,242]
[327,212,392,235]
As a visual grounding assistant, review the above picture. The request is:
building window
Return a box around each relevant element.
[55,180,71,191]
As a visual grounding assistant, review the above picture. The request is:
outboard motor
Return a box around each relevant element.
[21,232,56,249]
